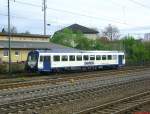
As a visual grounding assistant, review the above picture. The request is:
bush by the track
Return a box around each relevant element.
[0,62,25,73]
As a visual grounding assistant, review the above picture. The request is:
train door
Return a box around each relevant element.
[43,56,51,71]
[118,55,123,65]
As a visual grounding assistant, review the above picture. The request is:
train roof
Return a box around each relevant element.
[35,49,124,54]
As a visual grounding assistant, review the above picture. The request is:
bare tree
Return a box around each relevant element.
[102,24,120,41]
[10,26,17,33]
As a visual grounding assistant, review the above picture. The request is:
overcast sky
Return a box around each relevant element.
[1,0,150,35]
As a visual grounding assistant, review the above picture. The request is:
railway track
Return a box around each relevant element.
[0,72,150,114]
[0,67,149,90]
[74,91,150,114]
[0,70,149,104]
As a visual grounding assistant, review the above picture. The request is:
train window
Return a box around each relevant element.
[96,55,101,60]
[69,55,75,61]
[53,55,60,61]
[112,55,117,60]
[44,56,50,62]
[108,55,112,60]
[62,55,68,61]
[83,55,89,60]
[76,55,82,61]
[102,55,106,60]
[90,55,95,60]
[40,56,44,62]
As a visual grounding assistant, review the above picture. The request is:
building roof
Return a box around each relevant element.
[57,24,99,34]
[0,41,78,51]
[0,32,50,38]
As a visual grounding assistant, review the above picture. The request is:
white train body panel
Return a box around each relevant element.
[26,50,125,72]
[39,51,124,70]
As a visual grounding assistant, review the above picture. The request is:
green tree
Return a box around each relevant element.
[122,36,150,65]
[51,28,75,47]
[51,28,93,50]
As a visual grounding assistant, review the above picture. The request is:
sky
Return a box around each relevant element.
[1,0,150,36]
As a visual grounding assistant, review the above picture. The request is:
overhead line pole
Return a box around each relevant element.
[8,0,11,74]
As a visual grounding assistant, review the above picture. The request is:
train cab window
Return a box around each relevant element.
[83,55,89,61]
[108,55,112,60]
[76,55,82,61]
[102,55,106,60]
[69,55,75,61]
[40,56,44,62]
[62,55,68,61]
[96,55,101,60]
[53,55,60,61]
[28,54,37,62]
[90,55,95,60]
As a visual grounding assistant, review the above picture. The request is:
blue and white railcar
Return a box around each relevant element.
[26,50,125,72]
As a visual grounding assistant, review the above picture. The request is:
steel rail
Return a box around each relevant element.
[74,91,150,114]
[0,67,149,91]
[0,79,150,114]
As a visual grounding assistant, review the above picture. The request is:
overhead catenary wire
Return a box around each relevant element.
[129,0,150,9]
[0,12,44,21]
[6,0,133,26]
[1,0,150,35]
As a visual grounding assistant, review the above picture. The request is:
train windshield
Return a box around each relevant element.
[27,53,38,67]
[28,54,37,62]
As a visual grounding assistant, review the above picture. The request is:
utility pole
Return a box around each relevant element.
[8,0,11,74]
[42,0,47,35]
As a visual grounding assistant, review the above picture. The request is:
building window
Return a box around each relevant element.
[76,55,82,61]
[53,55,60,61]
[15,51,19,56]
[69,55,75,61]
[3,50,8,57]
[62,55,68,61]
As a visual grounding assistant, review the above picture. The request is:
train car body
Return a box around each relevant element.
[26,50,125,72]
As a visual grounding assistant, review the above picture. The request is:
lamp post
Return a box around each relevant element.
[8,0,11,74]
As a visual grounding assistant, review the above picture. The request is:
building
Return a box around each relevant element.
[0,33,74,63]
[0,32,49,42]
[56,24,99,40]
[144,33,150,41]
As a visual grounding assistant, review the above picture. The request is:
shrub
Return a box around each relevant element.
[0,63,25,73]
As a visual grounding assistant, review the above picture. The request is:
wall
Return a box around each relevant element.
[0,35,49,42]
[0,49,30,62]
[84,34,98,40]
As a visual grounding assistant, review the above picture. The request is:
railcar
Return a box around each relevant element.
[25,50,125,72]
